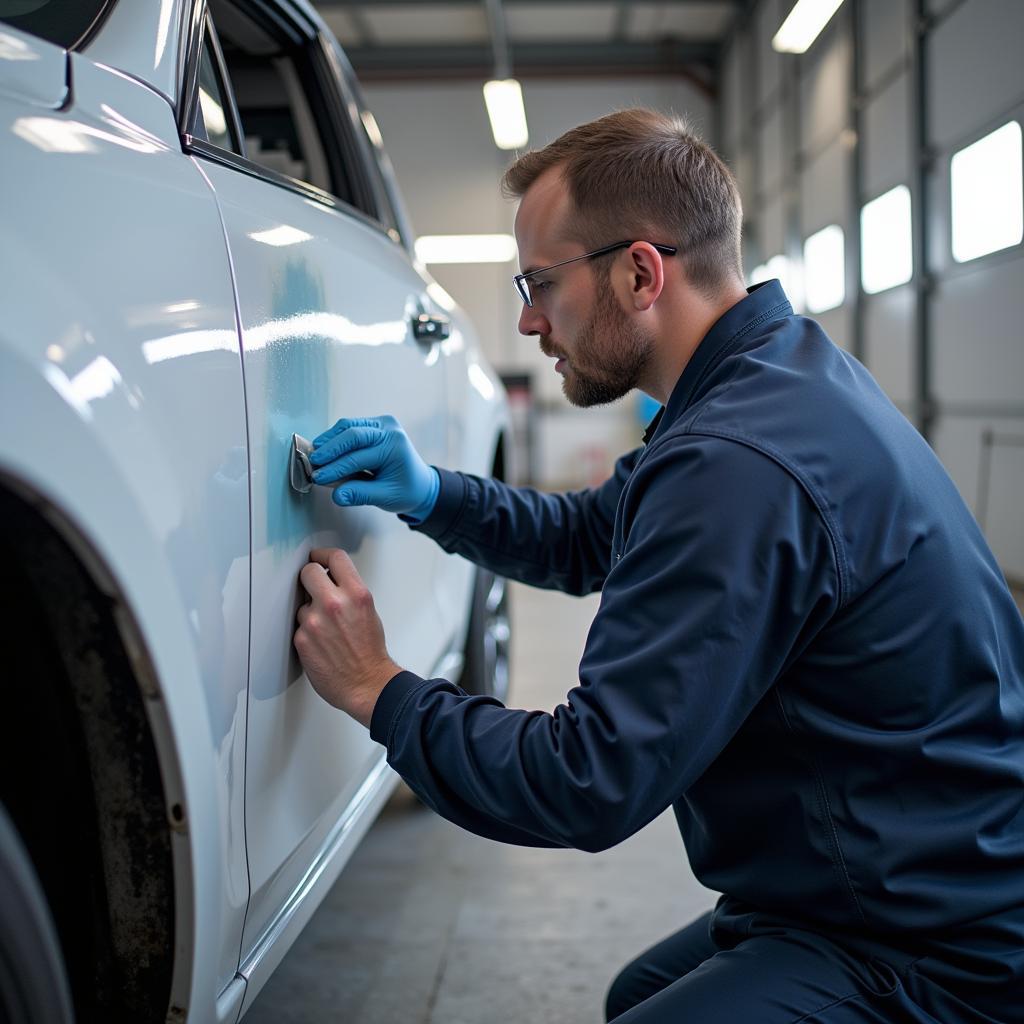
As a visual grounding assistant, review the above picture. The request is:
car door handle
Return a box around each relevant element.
[411,312,450,345]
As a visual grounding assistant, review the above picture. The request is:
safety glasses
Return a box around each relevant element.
[513,240,678,306]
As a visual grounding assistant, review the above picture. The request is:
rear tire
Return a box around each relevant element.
[0,802,74,1024]
[458,569,511,701]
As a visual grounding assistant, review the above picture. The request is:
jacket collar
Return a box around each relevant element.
[643,279,793,445]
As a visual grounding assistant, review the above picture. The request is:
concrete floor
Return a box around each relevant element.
[245,581,717,1023]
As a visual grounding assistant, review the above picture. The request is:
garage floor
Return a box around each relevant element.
[246,581,717,1023]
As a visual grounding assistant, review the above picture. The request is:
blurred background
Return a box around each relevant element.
[317,0,1021,587]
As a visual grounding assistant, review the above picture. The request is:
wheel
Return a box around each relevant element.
[0,802,74,1024]
[458,568,511,701]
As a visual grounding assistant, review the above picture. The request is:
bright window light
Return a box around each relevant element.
[750,254,806,312]
[483,79,528,150]
[951,121,1023,263]
[749,262,771,284]
[415,234,518,265]
[861,185,913,294]
[772,0,847,53]
[803,224,845,313]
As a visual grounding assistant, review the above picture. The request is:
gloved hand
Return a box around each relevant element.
[308,415,440,522]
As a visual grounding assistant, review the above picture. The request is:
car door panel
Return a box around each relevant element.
[198,162,451,958]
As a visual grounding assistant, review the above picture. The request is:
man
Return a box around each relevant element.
[293,109,1024,1022]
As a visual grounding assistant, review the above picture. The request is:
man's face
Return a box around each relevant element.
[514,169,655,408]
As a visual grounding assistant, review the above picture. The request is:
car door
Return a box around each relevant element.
[182,2,454,964]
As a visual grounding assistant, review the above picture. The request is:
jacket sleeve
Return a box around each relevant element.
[406,448,641,595]
[373,436,840,851]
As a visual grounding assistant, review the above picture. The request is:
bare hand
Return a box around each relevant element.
[294,548,404,727]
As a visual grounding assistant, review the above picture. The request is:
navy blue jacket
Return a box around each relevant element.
[370,281,1024,1006]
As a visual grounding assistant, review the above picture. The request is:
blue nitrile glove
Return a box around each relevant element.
[308,415,440,522]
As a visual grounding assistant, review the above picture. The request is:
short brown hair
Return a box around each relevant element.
[503,108,743,296]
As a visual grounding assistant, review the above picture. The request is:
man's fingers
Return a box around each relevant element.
[309,548,366,592]
[312,417,381,449]
[299,560,335,598]
[310,443,380,485]
[331,481,379,507]
[309,426,384,466]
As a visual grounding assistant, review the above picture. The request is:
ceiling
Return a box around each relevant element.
[313,0,744,91]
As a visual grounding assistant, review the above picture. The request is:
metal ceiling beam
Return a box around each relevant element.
[612,0,631,40]
[346,39,719,82]
[483,0,511,78]
[319,0,736,6]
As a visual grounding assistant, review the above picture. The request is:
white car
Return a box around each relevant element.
[0,1,510,1021]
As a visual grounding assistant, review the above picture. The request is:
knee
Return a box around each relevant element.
[604,959,646,1022]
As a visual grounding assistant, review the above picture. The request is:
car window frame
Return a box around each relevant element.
[178,0,393,240]
[187,11,246,156]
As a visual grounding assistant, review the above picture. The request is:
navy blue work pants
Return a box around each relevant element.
[604,910,1003,1023]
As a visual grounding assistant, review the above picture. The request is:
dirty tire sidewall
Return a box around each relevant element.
[0,802,75,1024]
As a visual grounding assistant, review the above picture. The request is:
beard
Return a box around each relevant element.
[544,285,656,408]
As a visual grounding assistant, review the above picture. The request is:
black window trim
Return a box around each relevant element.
[187,10,246,155]
[178,0,402,243]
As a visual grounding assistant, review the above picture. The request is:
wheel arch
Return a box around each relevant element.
[0,472,194,1021]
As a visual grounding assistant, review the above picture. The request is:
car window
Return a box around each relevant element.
[0,0,112,50]
[206,0,367,213]
[194,26,242,155]
[355,105,404,243]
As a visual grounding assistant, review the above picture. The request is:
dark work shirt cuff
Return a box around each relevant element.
[399,467,468,542]
[370,669,428,745]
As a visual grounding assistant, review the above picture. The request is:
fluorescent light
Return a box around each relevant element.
[415,234,517,265]
[772,0,846,53]
[803,224,845,313]
[951,121,1024,263]
[861,185,913,294]
[483,79,528,150]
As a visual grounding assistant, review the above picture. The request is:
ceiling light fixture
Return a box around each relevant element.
[482,0,527,150]
[772,0,847,54]
[483,79,528,150]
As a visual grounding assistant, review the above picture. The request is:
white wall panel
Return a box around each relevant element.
[863,285,915,405]
[723,32,746,154]
[931,257,1024,405]
[755,0,783,106]
[761,193,786,259]
[862,70,911,198]
[926,0,1024,149]
[758,103,784,196]
[799,24,851,157]
[931,414,1024,580]
[731,145,756,221]
[861,0,909,95]
[800,136,849,236]
[814,305,852,353]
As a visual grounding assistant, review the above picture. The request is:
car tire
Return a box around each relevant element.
[0,802,74,1024]
[458,569,511,702]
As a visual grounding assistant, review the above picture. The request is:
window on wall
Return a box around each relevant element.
[951,121,1023,264]
[803,224,845,313]
[750,254,805,312]
[861,185,913,294]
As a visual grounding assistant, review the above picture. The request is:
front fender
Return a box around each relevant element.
[0,344,226,1019]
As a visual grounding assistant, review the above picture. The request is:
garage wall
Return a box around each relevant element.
[362,76,713,487]
[721,0,1024,583]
